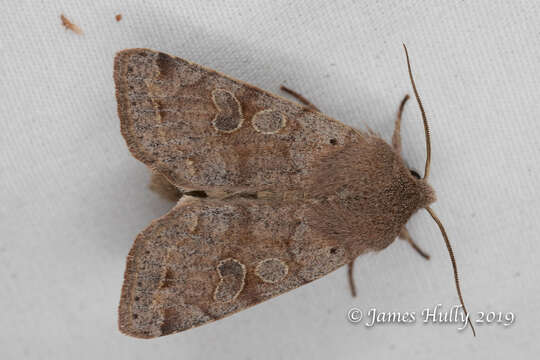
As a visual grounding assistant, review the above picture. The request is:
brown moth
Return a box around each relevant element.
[114,45,475,338]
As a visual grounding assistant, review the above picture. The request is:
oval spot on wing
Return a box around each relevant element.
[255,258,289,283]
[214,258,246,302]
[251,109,286,134]
[211,89,244,132]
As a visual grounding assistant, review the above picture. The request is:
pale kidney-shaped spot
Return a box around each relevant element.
[214,258,246,302]
[211,89,244,132]
[251,109,286,134]
[255,258,289,283]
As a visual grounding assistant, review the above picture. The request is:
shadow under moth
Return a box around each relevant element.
[114,45,475,338]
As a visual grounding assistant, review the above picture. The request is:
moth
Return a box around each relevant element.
[114,45,475,338]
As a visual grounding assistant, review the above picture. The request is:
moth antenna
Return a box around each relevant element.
[425,206,476,337]
[402,44,431,179]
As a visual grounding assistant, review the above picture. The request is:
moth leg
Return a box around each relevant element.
[347,259,357,297]
[392,94,410,154]
[399,226,430,260]
[280,85,321,112]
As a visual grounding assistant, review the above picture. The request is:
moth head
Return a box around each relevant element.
[402,44,476,337]
[406,166,436,208]
[403,163,436,209]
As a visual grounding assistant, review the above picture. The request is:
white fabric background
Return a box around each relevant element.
[1,0,538,358]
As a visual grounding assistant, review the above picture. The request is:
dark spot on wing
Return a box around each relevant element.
[156,52,176,80]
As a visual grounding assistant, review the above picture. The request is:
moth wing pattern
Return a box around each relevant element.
[114,48,367,194]
[119,196,358,338]
[115,49,436,338]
